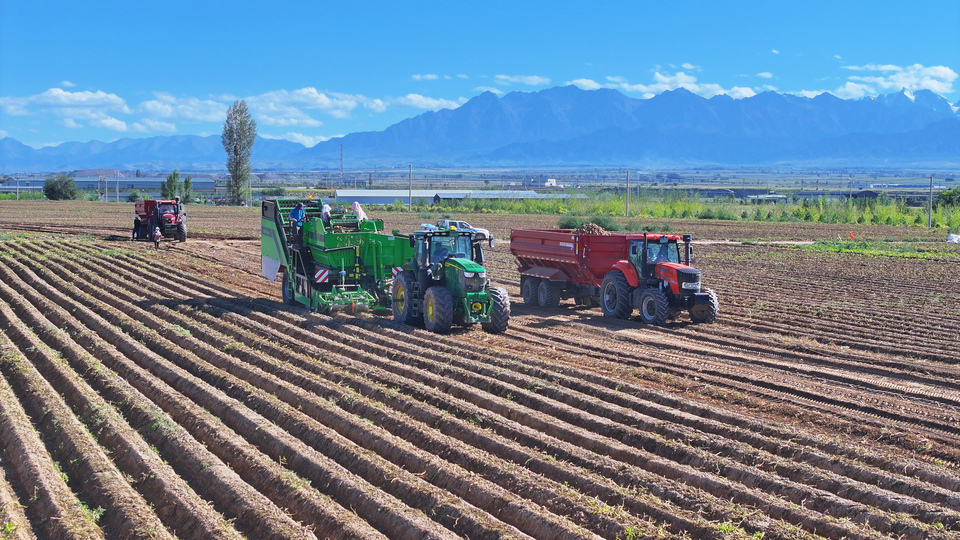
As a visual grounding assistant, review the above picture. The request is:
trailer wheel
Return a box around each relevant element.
[638,288,669,326]
[600,271,632,319]
[280,269,296,306]
[423,286,454,333]
[177,222,187,242]
[482,287,511,334]
[690,287,719,324]
[521,277,541,307]
[537,280,561,308]
[391,271,419,325]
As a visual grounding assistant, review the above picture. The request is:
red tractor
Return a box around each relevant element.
[134,197,187,242]
[510,229,718,325]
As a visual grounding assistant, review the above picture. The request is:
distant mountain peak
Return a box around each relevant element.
[2,87,957,171]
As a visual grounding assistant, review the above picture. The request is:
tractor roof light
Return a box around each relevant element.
[682,234,693,242]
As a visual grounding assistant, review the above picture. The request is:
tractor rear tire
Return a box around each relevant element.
[423,286,454,334]
[521,277,541,307]
[537,280,561,308]
[482,287,511,334]
[638,288,670,326]
[690,287,719,324]
[600,271,632,319]
[177,222,187,242]
[391,271,419,325]
[280,269,296,306]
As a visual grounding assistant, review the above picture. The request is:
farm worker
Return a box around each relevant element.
[289,202,306,245]
[152,226,163,249]
[321,203,332,225]
[351,201,368,221]
[132,215,141,240]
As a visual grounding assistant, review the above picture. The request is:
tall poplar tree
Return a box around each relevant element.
[221,100,257,205]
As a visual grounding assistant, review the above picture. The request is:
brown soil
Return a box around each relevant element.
[1,200,959,539]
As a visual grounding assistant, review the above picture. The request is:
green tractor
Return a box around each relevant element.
[392,225,510,334]
[261,199,414,313]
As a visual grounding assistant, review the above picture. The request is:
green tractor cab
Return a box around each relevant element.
[392,225,509,334]
[261,199,414,314]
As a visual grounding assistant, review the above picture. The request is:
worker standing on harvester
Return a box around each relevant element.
[289,202,306,246]
[351,201,368,221]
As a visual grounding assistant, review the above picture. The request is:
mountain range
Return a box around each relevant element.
[2,86,958,173]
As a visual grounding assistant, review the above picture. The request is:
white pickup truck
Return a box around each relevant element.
[436,219,491,241]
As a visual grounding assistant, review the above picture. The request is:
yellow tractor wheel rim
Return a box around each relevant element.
[427,298,434,321]
[396,284,406,311]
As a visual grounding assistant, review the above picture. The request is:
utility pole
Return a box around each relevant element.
[116,170,119,202]
[16,172,19,200]
[928,175,934,228]
[339,143,344,187]
[625,170,630,217]
[408,165,413,210]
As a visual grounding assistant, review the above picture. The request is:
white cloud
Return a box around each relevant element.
[392,94,465,110]
[772,49,780,54]
[362,98,387,113]
[132,119,177,132]
[681,63,698,71]
[0,88,130,116]
[0,128,6,138]
[494,74,551,86]
[61,81,76,87]
[601,71,756,99]
[457,74,468,79]
[261,132,331,147]
[412,74,439,81]
[90,116,127,131]
[831,81,876,99]
[62,118,82,129]
[842,63,957,95]
[474,86,504,94]
[757,72,773,79]
[567,79,602,90]
[138,93,226,122]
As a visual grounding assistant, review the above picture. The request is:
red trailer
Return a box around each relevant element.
[510,228,718,325]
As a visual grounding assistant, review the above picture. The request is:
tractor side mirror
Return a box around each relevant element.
[488,236,496,248]
[409,236,416,248]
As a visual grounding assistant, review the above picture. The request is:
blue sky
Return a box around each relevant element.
[2,0,958,149]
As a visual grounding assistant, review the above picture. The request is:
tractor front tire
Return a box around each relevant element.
[600,271,632,319]
[537,280,561,308]
[638,288,670,326]
[521,277,541,307]
[177,222,187,242]
[392,271,419,325]
[423,286,454,334]
[482,287,511,334]
[690,287,719,324]
[280,269,296,306]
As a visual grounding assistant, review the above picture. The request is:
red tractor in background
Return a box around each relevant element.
[134,197,187,242]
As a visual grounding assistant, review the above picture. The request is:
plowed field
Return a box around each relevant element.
[1,200,959,540]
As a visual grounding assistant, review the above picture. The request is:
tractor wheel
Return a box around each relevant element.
[690,287,719,324]
[391,271,419,325]
[177,222,187,242]
[537,280,561,308]
[638,288,670,326]
[423,286,454,334]
[482,287,511,334]
[521,277,541,306]
[280,269,296,306]
[599,271,632,319]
